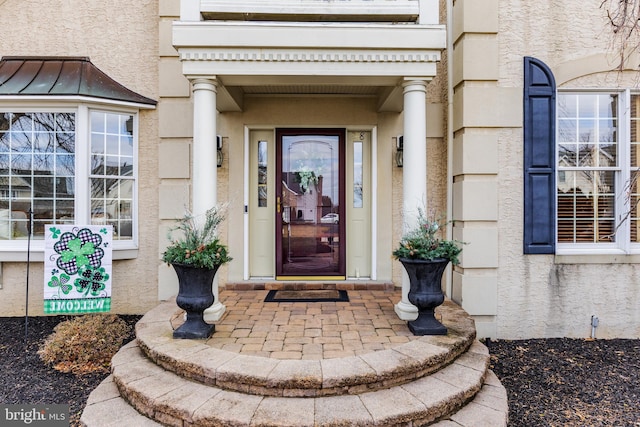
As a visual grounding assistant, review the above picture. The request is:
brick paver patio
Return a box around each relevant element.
[170,289,421,359]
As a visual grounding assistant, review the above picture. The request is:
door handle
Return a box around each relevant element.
[277,196,281,213]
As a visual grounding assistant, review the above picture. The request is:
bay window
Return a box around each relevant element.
[0,107,138,254]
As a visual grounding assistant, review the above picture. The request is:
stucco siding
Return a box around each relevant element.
[0,0,160,315]
[491,1,640,338]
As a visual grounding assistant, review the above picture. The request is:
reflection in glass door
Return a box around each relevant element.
[276,129,345,277]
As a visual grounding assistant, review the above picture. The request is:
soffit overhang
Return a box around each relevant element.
[173,21,446,112]
[0,57,157,108]
[199,0,422,23]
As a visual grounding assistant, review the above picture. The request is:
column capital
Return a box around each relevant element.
[190,77,218,92]
[402,78,430,93]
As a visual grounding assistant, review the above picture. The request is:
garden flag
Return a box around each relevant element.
[44,225,113,314]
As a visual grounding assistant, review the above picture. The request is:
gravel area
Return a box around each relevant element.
[0,315,638,426]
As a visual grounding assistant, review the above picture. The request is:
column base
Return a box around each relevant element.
[394,300,418,321]
[203,301,226,322]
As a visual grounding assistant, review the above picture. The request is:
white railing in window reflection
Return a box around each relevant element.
[195,0,438,25]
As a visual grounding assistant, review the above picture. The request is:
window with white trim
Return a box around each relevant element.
[557,91,639,252]
[0,108,137,247]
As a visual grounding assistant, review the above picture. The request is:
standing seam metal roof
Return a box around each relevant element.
[0,56,156,106]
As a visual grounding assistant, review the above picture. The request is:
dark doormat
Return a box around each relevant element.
[264,289,349,303]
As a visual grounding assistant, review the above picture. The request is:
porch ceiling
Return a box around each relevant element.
[173,21,445,113]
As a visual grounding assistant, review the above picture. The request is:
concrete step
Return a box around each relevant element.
[135,299,477,397]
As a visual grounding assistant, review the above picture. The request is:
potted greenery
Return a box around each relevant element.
[162,205,232,339]
[393,209,463,336]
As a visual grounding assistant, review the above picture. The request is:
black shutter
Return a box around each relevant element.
[523,57,556,254]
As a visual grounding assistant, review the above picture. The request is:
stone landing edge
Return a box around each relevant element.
[135,299,477,397]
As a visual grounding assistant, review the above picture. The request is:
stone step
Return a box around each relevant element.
[82,340,507,427]
[134,299,477,397]
[107,339,490,426]
[82,372,508,427]
[225,281,395,292]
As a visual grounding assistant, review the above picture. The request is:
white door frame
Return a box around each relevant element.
[243,125,377,281]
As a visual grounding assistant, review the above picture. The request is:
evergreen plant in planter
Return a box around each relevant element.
[162,205,232,339]
[393,209,463,336]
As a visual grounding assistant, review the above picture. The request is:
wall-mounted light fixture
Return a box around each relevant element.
[394,135,403,167]
[217,135,223,167]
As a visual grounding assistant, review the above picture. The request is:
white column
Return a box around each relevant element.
[395,79,428,321]
[191,77,225,320]
[192,78,218,217]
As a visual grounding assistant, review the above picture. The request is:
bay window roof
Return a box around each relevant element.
[0,56,156,107]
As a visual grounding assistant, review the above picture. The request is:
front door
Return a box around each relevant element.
[276,129,345,278]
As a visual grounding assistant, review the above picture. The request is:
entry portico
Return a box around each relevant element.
[169,0,446,320]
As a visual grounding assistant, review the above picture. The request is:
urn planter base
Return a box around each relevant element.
[408,311,447,335]
[173,315,215,339]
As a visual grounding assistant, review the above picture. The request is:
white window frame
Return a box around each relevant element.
[556,89,639,256]
[0,100,140,261]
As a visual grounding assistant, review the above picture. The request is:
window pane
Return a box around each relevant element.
[11,131,31,152]
[257,140,267,207]
[558,143,577,167]
[106,134,119,155]
[557,170,615,243]
[558,120,576,143]
[0,131,9,152]
[598,94,617,117]
[12,154,31,173]
[91,132,104,154]
[353,141,363,208]
[0,112,76,240]
[57,132,74,152]
[91,154,106,175]
[33,176,54,198]
[631,193,640,243]
[578,144,596,166]
[598,118,616,141]
[121,135,133,157]
[33,132,54,153]
[90,177,133,240]
[89,111,135,241]
[55,154,74,176]
[578,119,595,143]
[558,94,577,118]
[31,113,55,132]
[0,113,10,131]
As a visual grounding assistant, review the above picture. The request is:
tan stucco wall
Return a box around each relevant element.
[0,0,160,315]
[454,0,640,338]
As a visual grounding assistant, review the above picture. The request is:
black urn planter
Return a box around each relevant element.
[399,257,449,336]
[172,263,219,339]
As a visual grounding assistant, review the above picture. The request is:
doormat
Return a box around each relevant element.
[264,289,349,303]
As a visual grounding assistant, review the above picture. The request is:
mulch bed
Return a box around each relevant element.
[0,315,140,426]
[486,338,640,426]
[1,315,638,427]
